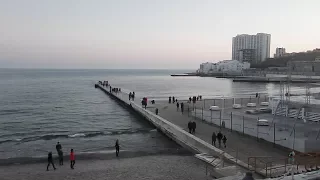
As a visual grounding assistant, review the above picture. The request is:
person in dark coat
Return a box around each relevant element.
[217,131,223,148]
[188,121,192,133]
[129,92,132,100]
[212,132,217,146]
[169,96,171,103]
[189,97,192,103]
[242,172,254,180]
[192,121,196,134]
[56,142,62,155]
[115,139,120,157]
[132,92,135,101]
[58,149,63,165]
[176,102,180,111]
[181,102,184,113]
[222,135,227,148]
[47,152,56,171]
[173,96,175,103]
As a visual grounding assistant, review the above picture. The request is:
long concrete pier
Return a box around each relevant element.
[95,82,320,179]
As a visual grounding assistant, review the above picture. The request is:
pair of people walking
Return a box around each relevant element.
[212,131,227,148]
[47,142,76,171]
[188,121,197,134]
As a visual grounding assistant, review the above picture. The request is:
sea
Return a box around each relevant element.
[0,69,311,164]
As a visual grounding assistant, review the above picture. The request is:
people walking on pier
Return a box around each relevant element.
[188,121,192,133]
[222,135,227,148]
[212,132,217,146]
[115,139,120,157]
[217,131,223,148]
[58,149,63,165]
[192,121,196,134]
[193,96,196,104]
[181,102,184,113]
[47,152,56,171]
[176,102,180,111]
[142,97,147,109]
[56,142,62,155]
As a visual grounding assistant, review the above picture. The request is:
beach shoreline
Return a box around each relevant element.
[0,155,209,180]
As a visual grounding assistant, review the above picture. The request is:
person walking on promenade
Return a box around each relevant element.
[129,92,132,100]
[173,96,175,103]
[56,142,62,155]
[188,121,192,133]
[217,131,223,148]
[181,102,184,113]
[222,135,227,148]
[192,121,196,134]
[115,139,120,157]
[70,149,75,169]
[47,152,56,171]
[212,132,217,146]
[176,102,180,111]
[58,149,63,165]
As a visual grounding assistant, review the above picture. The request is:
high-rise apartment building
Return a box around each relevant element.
[274,47,286,58]
[232,33,271,63]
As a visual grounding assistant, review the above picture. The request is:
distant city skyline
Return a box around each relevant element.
[0,0,319,69]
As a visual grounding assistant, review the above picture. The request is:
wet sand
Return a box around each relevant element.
[0,155,209,180]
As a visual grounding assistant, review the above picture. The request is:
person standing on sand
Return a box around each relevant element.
[212,132,217,146]
[176,102,180,111]
[222,135,227,148]
[56,142,62,155]
[58,149,63,165]
[115,139,120,157]
[47,152,56,171]
[70,149,75,169]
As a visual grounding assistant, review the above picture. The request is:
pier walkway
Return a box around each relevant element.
[96,83,320,178]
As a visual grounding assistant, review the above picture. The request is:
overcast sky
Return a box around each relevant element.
[0,0,319,69]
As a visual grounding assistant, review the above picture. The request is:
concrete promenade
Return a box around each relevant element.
[177,97,320,153]
[95,83,320,178]
[149,101,289,168]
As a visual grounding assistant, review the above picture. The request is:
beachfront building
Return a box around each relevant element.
[199,60,250,76]
[232,33,271,63]
[274,47,286,58]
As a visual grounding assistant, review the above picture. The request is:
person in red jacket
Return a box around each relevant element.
[70,149,75,169]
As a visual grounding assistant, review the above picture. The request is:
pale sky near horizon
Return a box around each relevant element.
[0,0,319,69]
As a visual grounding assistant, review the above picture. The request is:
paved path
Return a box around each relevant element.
[149,100,290,169]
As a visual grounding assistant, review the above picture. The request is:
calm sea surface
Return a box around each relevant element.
[0,69,308,161]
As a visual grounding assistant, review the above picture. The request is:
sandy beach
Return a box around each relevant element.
[0,155,209,180]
